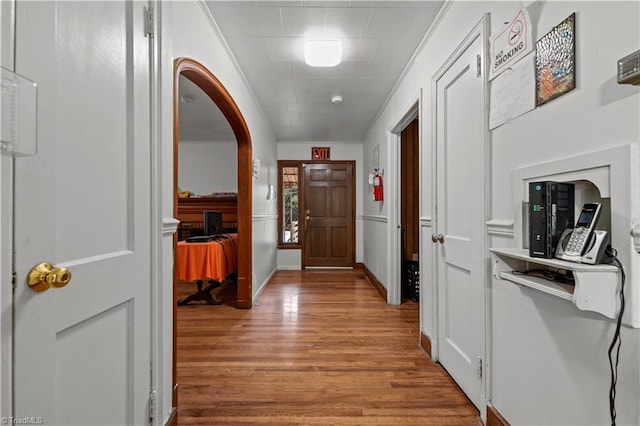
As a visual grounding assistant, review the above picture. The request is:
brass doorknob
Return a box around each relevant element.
[27,262,72,292]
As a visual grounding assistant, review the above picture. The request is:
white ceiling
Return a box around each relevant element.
[179,0,444,142]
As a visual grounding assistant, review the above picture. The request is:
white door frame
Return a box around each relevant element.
[387,96,420,306]
[429,16,490,413]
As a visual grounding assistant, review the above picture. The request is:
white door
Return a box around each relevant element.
[11,2,152,424]
[434,30,485,409]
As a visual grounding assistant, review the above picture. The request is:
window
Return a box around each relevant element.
[278,161,302,246]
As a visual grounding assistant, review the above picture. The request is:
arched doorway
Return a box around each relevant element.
[173,57,253,309]
[172,57,254,417]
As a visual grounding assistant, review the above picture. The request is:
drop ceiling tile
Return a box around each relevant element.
[259,1,304,6]
[375,37,421,62]
[341,92,381,105]
[303,1,349,6]
[292,78,339,93]
[291,61,355,79]
[342,38,380,61]
[226,37,272,64]
[282,7,325,37]
[336,77,394,94]
[295,91,324,103]
[254,87,298,103]
[208,5,285,37]
[325,8,369,37]
[265,110,301,123]
[356,1,436,7]
[267,37,305,61]
[365,7,417,37]
[353,61,390,78]
[286,102,336,113]
[262,102,289,112]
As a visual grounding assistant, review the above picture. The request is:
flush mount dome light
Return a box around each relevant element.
[304,39,342,67]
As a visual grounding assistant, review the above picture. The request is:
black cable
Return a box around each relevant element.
[606,246,625,426]
[512,268,574,284]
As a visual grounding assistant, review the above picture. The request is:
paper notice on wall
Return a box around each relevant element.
[489,53,535,130]
[489,8,533,80]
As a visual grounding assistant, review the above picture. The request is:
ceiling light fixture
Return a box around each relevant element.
[304,39,342,67]
[330,95,343,104]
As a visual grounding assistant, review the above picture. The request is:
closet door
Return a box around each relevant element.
[434,31,486,409]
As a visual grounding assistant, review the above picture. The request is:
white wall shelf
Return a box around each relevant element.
[490,248,621,320]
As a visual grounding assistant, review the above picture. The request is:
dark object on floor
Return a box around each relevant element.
[404,260,420,302]
[177,279,224,305]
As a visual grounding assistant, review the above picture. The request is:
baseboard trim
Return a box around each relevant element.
[166,384,179,426]
[420,332,432,358]
[165,408,178,426]
[361,263,387,301]
[487,405,510,426]
[354,262,364,270]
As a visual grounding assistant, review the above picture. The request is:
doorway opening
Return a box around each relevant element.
[400,118,420,303]
[173,57,253,308]
[172,57,254,413]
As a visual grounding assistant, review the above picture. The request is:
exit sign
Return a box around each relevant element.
[312,147,330,160]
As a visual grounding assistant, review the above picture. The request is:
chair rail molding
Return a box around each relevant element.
[252,214,278,222]
[163,218,180,236]
[361,214,387,223]
[486,219,514,238]
[420,216,432,227]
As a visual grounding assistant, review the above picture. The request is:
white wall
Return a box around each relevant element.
[277,141,364,269]
[159,1,279,423]
[363,0,640,424]
[178,140,237,195]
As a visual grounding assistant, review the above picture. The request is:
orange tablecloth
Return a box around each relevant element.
[176,234,238,282]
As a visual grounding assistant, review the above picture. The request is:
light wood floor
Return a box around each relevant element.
[176,269,481,425]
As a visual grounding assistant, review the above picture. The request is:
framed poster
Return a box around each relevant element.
[535,13,576,106]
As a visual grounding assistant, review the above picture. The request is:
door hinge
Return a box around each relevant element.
[148,390,157,420]
[476,55,482,78]
[144,6,154,37]
[477,357,483,378]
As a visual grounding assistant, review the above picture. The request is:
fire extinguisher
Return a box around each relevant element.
[373,173,384,201]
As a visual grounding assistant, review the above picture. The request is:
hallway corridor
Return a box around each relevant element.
[176,269,481,425]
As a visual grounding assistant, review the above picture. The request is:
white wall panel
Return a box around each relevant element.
[362,216,388,290]
[253,215,278,300]
[178,141,238,195]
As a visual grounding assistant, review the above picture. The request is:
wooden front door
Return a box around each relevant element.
[303,162,355,268]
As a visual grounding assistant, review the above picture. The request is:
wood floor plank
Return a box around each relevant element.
[177,269,480,425]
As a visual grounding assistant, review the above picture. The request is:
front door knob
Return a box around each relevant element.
[27,262,72,292]
[431,233,445,244]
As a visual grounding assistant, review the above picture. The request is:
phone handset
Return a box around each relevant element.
[556,202,604,263]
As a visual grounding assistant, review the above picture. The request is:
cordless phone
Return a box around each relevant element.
[560,203,602,257]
